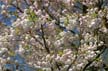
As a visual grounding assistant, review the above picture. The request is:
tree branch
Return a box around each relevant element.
[41,24,50,54]
[82,45,106,71]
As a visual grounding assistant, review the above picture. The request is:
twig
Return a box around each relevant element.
[24,0,31,6]
[28,30,43,46]
[82,45,106,71]
[11,3,24,13]
[55,61,61,71]
[41,24,50,54]
[66,52,78,71]
[41,2,75,34]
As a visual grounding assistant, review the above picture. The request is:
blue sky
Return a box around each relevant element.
[0,1,17,26]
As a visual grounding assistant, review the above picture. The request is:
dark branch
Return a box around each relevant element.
[42,2,75,34]
[82,45,106,71]
[11,3,24,13]
[41,24,50,54]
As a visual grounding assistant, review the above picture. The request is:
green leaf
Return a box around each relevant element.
[91,13,98,18]
[64,17,69,26]
[27,9,38,22]
[8,51,15,56]
[58,51,63,56]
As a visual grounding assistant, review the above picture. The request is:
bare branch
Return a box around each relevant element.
[41,24,50,54]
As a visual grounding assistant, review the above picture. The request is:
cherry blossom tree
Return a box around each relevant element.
[0,0,108,71]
